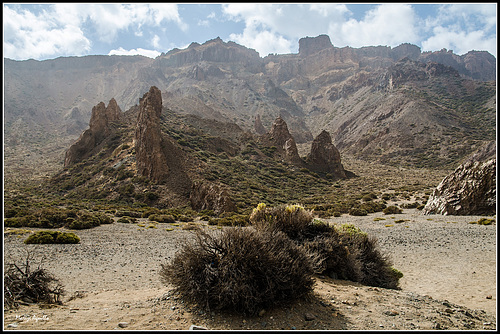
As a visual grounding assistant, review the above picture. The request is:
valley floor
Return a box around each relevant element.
[3,209,496,330]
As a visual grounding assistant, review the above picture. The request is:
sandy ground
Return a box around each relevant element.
[3,209,497,330]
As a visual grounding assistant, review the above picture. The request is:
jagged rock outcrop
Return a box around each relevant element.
[261,116,303,165]
[306,130,347,179]
[134,86,170,183]
[190,181,237,214]
[64,98,121,167]
[254,114,267,135]
[423,141,496,215]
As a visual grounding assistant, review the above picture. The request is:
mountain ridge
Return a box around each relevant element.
[3,35,496,187]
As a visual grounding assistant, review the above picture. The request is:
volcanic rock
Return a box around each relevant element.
[299,35,333,57]
[306,130,347,179]
[134,86,170,183]
[254,114,267,135]
[261,116,303,165]
[423,141,496,215]
[64,98,122,166]
[190,181,237,214]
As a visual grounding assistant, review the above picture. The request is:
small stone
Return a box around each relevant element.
[444,308,454,314]
[7,323,18,328]
[486,295,492,299]
[189,324,207,330]
[384,310,399,316]
[304,313,316,321]
[483,322,492,326]
[118,322,129,328]
[171,306,176,310]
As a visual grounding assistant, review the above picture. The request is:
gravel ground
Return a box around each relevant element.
[3,209,497,330]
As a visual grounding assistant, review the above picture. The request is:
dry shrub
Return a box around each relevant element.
[249,203,313,239]
[160,226,316,315]
[4,252,65,309]
[335,224,401,289]
[250,203,402,290]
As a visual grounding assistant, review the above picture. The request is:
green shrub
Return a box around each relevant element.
[160,227,316,315]
[208,214,249,226]
[117,216,137,224]
[4,216,32,228]
[115,210,142,218]
[148,214,176,224]
[349,207,368,216]
[469,218,495,225]
[383,206,402,214]
[24,231,80,244]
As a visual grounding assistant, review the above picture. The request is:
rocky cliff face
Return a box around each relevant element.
[420,49,496,81]
[423,141,496,215]
[299,34,333,57]
[64,98,122,167]
[306,130,347,178]
[134,86,170,183]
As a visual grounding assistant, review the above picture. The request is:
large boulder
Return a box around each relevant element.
[423,141,496,215]
[64,98,121,167]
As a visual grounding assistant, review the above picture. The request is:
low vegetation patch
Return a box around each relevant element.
[383,206,402,214]
[24,231,80,244]
[469,218,495,225]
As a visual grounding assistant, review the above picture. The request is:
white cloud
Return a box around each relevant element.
[3,5,91,60]
[421,4,497,56]
[422,27,497,56]
[222,4,349,56]
[151,35,161,49]
[332,4,420,47]
[108,47,160,58]
[3,3,187,60]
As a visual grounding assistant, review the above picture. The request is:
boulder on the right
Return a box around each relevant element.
[423,141,496,215]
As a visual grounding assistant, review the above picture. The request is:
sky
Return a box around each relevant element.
[3,3,497,61]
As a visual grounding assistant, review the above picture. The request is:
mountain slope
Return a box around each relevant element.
[3,36,496,187]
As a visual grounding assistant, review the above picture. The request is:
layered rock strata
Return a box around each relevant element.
[423,141,496,215]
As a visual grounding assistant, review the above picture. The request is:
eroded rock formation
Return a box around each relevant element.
[423,141,496,215]
[307,130,347,179]
[64,98,122,167]
[261,116,303,165]
[134,86,170,183]
[190,181,237,214]
[254,114,267,135]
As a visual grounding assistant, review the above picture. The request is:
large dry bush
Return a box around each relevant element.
[160,226,317,315]
[4,252,65,309]
[251,204,402,289]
